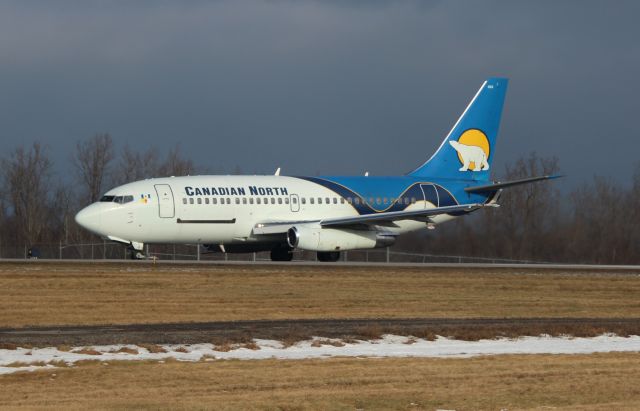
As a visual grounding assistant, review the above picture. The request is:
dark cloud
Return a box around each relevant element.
[1,0,638,186]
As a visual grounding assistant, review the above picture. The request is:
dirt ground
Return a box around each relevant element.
[1,262,639,328]
[1,353,640,410]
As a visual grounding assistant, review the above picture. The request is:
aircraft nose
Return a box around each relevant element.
[75,204,103,235]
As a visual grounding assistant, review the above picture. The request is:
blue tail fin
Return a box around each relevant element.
[409,77,508,181]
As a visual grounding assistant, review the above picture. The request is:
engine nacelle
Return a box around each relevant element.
[287,224,395,252]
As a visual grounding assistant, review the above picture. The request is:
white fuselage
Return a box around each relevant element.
[75,175,451,248]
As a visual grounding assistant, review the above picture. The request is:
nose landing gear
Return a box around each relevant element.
[127,241,146,260]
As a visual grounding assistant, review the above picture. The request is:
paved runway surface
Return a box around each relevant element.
[2,258,640,272]
[2,318,639,346]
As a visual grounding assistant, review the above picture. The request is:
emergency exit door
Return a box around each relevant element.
[154,184,175,218]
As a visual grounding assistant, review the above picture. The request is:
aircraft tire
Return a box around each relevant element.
[270,247,293,262]
[317,251,340,262]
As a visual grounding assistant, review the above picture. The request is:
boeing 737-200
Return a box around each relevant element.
[75,78,557,261]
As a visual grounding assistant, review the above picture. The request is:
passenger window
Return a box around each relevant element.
[332,198,337,204]
[404,198,410,205]
[293,197,297,204]
[197,198,202,205]
[189,198,194,205]
[257,198,261,204]
[301,198,306,204]
[278,198,282,204]
[226,198,231,204]
[340,198,345,204]
[376,198,381,205]
[354,198,360,205]
[183,198,187,205]
[318,197,322,204]
[271,198,275,204]
[325,197,330,204]
[243,198,247,204]
[347,198,352,204]
[213,198,217,204]
[383,198,388,204]
[205,198,210,205]
[411,197,416,204]
[369,198,374,204]
[264,198,268,204]
[249,198,254,204]
[285,198,290,204]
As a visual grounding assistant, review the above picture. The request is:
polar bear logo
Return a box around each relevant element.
[449,140,489,172]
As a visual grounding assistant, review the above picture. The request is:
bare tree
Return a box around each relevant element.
[73,133,114,204]
[1,143,53,246]
[157,145,195,177]
[112,145,160,185]
[494,152,562,260]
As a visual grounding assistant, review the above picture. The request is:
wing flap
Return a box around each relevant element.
[252,203,483,234]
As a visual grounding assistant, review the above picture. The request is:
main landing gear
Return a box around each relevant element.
[317,251,340,262]
[270,246,293,262]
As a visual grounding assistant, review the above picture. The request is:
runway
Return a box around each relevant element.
[2,317,639,346]
[3,258,640,272]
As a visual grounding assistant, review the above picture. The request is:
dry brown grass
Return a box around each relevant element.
[112,347,139,355]
[240,341,260,350]
[213,342,234,352]
[72,348,102,356]
[0,262,639,328]
[1,353,639,410]
[138,344,166,354]
[311,338,345,347]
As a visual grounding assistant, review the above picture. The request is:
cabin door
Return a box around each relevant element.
[154,184,175,218]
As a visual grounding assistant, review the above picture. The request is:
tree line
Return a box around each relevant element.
[0,135,638,263]
[398,153,640,264]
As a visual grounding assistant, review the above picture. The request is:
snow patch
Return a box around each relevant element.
[1,334,639,375]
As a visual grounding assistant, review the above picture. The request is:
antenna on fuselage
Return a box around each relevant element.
[364,171,369,177]
[275,167,281,176]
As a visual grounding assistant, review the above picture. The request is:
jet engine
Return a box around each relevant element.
[286,224,395,252]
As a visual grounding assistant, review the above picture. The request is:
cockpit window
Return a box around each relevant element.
[102,195,134,204]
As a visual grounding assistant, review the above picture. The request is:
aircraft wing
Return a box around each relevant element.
[253,203,483,234]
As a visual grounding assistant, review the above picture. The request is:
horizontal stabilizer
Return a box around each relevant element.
[464,175,562,193]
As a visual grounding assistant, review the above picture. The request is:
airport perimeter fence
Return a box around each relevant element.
[0,241,549,265]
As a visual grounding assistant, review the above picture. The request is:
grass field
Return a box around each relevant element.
[1,353,640,410]
[1,262,639,327]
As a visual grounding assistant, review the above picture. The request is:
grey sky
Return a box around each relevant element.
[1,1,638,188]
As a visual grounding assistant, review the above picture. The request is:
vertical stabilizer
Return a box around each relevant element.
[409,77,508,181]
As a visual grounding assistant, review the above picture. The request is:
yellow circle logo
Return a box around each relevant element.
[453,129,490,171]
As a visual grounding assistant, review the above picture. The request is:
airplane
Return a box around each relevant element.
[75,77,557,262]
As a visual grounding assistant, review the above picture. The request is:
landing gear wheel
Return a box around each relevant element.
[317,251,340,262]
[128,248,145,260]
[270,246,293,262]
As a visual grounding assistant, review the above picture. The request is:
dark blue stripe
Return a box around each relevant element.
[295,177,461,216]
